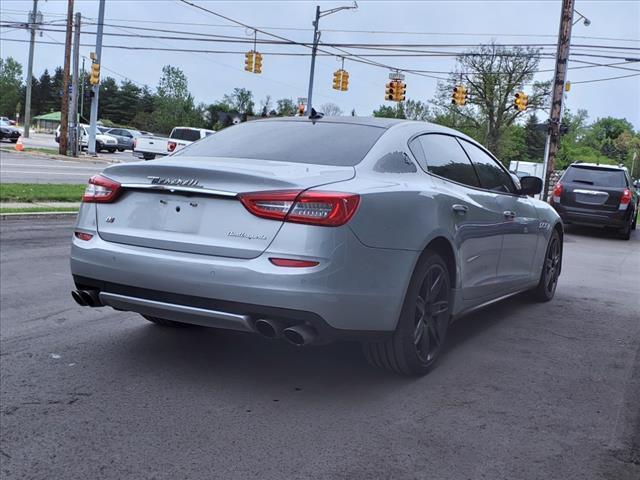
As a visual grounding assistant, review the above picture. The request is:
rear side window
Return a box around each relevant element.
[177,121,385,166]
[410,134,480,188]
[171,128,202,142]
[459,139,515,193]
[563,166,626,188]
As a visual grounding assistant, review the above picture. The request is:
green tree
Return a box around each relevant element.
[523,113,546,162]
[0,57,23,118]
[372,103,405,119]
[222,87,254,115]
[431,43,551,158]
[276,98,296,116]
[404,99,431,121]
[152,65,202,133]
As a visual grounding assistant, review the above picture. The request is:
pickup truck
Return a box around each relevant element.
[133,127,215,160]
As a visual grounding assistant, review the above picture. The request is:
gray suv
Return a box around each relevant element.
[105,128,141,151]
[70,117,562,375]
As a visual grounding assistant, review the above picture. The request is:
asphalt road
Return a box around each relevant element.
[0,150,134,184]
[1,217,638,480]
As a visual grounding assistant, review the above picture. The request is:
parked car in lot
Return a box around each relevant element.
[0,119,21,142]
[0,116,17,126]
[70,117,563,375]
[133,126,215,160]
[105,127,142,151]
[550,162,637,240]
[55,124,119,153]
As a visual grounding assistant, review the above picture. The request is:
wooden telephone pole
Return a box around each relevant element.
[541,0,575,198]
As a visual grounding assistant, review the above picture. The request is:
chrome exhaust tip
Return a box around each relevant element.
[282,324,317,347]
[72,289,103,307]
[254,318,285,339]
[71,290,87,307]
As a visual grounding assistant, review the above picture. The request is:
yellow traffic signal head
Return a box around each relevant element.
[254,52,262,74]
[333,70,342,90]
[514,91,528,111]
[385,81,396,101]
[340,70,349,91]
[89,62,100,85]
[394,81,406,102]
[244,51,254,72]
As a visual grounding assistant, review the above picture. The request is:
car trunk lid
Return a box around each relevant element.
[94,157,354,259]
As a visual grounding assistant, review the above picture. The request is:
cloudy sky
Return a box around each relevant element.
[1,0,639,127]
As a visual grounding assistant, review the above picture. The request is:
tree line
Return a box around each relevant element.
[1,44,638,176]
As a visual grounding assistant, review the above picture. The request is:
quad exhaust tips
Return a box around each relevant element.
[282,324,317,347]
[71,289,103,308]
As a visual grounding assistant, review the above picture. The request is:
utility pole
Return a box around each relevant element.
[59,0,74,155]
[23,0,38,138]
[80,57,85,120]
[70,12,81,157]
[540,0,575,199]
[305,2,357,116]
[88,0,106,156]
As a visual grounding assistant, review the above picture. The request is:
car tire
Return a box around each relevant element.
[142,315,192,328]
[96,142,103,152]
[142,153,155,161]
[363,251,452,376]
[107,148,116,153]
[530,229,562,302]
[117,148,125,152]
[619,218,632,240]
[10,139,18,143]
[630,210,637,231]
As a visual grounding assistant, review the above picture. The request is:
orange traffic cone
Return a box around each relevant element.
[15,135,24,152]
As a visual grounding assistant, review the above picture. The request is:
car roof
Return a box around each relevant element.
[256,115,464,132]
[569,162,626,171]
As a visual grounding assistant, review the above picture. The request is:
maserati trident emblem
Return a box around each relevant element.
[147,176,201,188]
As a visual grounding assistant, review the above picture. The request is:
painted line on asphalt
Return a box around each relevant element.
[1,163,102,170]
[1,170,94,176]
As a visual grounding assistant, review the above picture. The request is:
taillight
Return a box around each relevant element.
[82,175,121,203]
[167,141,177,152]
[619,188,632,210]
[132,138,137,150]
[74,231,94,241]
[552,182,562,204]
[238,190,360,227]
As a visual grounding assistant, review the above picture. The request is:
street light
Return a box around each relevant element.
[573,9,591,26]
[306,2,358,116]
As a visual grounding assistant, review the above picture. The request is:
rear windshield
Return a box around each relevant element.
[175,120,385,166]
[171,128,202,142]
[563,166,626,188]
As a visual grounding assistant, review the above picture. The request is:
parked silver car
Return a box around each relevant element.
[70,117,563,375]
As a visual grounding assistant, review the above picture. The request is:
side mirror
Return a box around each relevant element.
[519,176,543,196]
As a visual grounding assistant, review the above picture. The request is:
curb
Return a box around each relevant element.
[0,147,121,164]
[1,211,78,219]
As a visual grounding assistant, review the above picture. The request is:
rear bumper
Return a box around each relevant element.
[70,223,418,339]
[552,203,628,228]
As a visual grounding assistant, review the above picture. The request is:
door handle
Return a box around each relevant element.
[503,210,516,219]
[452,204,469,214]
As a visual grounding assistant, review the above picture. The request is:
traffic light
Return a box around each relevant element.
[254,52,262,74]
[385,81,396,101]
[332,70,349,91]
[298,103,305,116]
[244,51,254,72]
[395,81,406,102]
[451,85,468,106]
[514,91,528,111]
[333,70,342,90]
[89,62,100,86]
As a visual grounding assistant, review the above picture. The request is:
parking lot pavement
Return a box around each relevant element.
[0,217,638,480]
[0,150,132,184]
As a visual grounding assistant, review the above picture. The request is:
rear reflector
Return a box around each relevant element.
[239,190,360,227]
[269,258,320,268]
[74,231,94,241]
[619,188,632,210]
[83,175,121,203]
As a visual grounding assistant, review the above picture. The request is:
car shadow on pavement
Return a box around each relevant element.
[564,224,635,240]
[85,292,535,395]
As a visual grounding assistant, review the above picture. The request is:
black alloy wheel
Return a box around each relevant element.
[531,230,561,301]
[363,251,452,375]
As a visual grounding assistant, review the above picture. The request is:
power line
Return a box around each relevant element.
[571,72,640,84]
